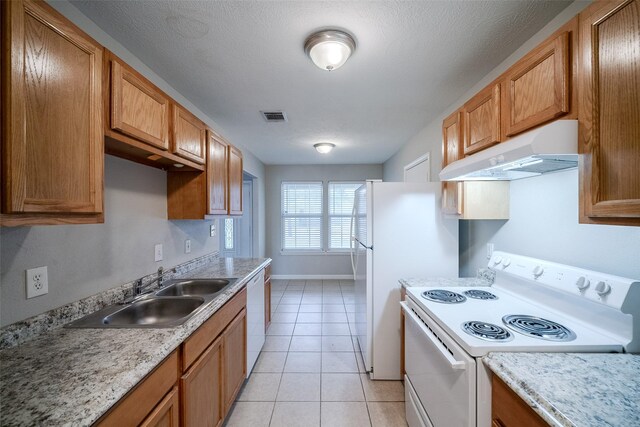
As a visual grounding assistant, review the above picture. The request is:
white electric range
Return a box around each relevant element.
[401,251,640,427]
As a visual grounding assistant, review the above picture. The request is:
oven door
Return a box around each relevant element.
[401,299,476,427]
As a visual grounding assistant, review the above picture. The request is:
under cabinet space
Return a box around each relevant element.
[1,0,104,226]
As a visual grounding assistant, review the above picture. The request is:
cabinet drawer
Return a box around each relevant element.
[96,351,178,427]
[182,288,247,371]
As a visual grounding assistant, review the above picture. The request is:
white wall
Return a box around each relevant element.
[1,157,219,327]
[265,164,383,277]
[460,170,640,279]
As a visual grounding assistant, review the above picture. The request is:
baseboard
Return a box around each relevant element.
[271,274,354,280]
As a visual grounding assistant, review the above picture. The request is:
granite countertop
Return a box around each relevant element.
[0,257,271,427]
[484,352,640,427]
[400,268,494,288]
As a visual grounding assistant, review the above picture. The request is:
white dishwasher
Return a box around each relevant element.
[245,269,265,377]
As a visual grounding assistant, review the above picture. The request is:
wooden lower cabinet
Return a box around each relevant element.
[181,336,224,427]
[223,310,247,413]
[492,375,546,427]
[140,386,180,427]
[180,289,247,426]
[96,351,179,427]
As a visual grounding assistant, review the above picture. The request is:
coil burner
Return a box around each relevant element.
[502,315,576,342]
[463,289,498,300]
[462,321,513,341]
[421,289,466,304]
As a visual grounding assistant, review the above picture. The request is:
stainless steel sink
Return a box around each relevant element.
[155,279,232,297]
[102,297,205,326]
[66,277,238,329]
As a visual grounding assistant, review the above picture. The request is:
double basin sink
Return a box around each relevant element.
[67,278,238,328]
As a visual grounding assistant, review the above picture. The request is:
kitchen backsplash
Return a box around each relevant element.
[0,251,219,350]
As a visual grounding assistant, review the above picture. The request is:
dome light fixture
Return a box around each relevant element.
[314,143,335,154]
[304,29,356,71]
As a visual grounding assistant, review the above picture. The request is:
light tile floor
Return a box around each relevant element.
[225,279,407,427]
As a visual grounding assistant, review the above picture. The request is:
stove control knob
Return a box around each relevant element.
[595,281,611,296]
[493,256,503,265]
[532,266,544,278]
[502,259,511,267]
[575,277,590,291]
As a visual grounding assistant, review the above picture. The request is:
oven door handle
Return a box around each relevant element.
[401,301,467,371]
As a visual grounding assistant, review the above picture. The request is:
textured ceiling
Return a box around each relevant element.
[71,0,572,165]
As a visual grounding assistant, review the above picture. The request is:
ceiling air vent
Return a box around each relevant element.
[261,111,287,123]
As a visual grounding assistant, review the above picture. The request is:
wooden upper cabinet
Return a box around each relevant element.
[579,0,640,225]
[463,83,501,155]
[503,31,570,136]
[110,58,170,150]
[172,104,206,164]
[208,132,230,215]
[228,145,244,216]
[1,0,103,219]
[442,110,463,215]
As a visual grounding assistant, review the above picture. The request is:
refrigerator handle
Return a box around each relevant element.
[350,202,357,280]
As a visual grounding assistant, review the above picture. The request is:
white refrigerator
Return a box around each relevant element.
[351,181,458,380]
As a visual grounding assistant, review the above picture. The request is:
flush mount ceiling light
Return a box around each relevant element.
[304,30,356,71]
[314,143,335,154]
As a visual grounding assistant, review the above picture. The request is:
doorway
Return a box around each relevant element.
[220,174,254,257]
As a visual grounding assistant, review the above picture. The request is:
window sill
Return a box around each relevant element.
[280,251,351,256]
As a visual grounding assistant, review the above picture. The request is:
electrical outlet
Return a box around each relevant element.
[26,266,48,299]
[185,239,191,254]
[154,244,163,262]
[210,224,216,237]
[487,243,494,260]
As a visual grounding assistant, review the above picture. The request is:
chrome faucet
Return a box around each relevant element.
[123,266,177,304]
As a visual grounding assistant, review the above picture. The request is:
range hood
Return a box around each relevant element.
[440,120,578,181]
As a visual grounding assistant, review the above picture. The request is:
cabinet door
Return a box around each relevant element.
[223,309,247,413]
[463,83,501,155]
[2,0,103,214]
[208,132,230,215]
[442,111,463,215]
[172,104,206,164]
[110,59,169,150]
[140,387,180,427]
[504,32,570,136]
[579,0,640,224]
[181,336,224,427]
[228,146,244,215]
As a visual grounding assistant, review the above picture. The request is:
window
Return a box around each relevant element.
[281,181,363,253]
[224,218,234,250]
[328,182,363,250]
[281,182,323,251]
